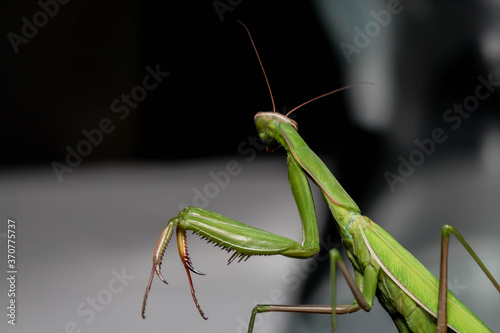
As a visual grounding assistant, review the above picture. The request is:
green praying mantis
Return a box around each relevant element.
[142,22,500,332]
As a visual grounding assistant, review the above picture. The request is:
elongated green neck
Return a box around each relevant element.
[255,111,361,235]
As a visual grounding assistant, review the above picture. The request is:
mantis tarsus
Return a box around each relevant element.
[142,22,500,332]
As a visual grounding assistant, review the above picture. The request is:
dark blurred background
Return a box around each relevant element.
[0,1,354,163]
[1,1,499,332]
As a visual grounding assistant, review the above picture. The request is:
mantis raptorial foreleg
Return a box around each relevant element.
[142,157,322,319]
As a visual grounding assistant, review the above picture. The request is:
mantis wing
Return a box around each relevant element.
[362,221,492,333]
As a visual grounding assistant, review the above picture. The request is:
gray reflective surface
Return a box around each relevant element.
[1,154,498,333]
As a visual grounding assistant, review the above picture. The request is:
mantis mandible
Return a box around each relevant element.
[142,22,500,332]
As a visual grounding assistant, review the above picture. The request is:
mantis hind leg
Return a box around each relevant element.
[437,225,500,333]
[247,249,372,333]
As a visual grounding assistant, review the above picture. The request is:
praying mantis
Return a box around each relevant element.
[142,22,500,332]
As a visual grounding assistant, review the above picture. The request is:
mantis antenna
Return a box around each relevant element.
[238,20,276,112]
[238,20,373,117]
[286,81,374,116]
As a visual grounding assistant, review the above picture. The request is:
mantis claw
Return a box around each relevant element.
[155,266,168,284]
[144,206,296,321]
[142,221,176,319]
[177,226,208,319]
[186,261,205,276]
[177,227,205,275]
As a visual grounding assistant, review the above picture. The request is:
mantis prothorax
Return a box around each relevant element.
[142,22,500,332]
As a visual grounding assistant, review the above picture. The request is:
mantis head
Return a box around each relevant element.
[254,112,298,152]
